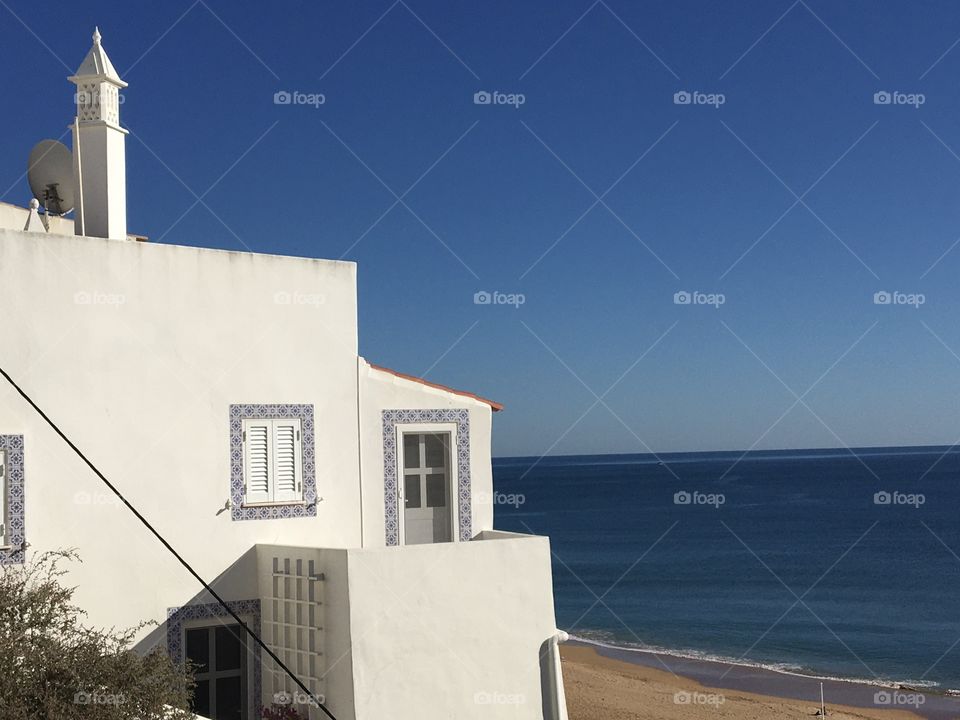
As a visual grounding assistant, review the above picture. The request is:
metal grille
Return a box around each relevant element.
[266,557,326,715]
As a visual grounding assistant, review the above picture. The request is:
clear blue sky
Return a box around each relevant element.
[4,0,960,457]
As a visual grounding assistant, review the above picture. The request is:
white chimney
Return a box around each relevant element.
[68,28,128,240]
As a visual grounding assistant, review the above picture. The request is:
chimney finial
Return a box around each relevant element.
[92,27,101,46]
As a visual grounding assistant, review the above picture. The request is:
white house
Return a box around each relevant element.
[0,30,568,720]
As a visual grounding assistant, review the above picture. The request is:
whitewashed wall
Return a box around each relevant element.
[256,535,558,720]
[357,360,495,547]
[346,533,558,720]
[0,228,361,636]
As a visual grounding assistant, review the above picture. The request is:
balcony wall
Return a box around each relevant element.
[257,532,560,720]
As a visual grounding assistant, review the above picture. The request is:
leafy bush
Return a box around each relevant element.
[0,549,195,719]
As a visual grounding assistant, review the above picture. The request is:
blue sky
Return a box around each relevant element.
[4,0,960,456]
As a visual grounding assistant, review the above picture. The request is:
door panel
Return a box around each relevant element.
[402,432,452,544]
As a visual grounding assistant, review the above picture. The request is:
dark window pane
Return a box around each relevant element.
[426,473,446,508]
[403,434,420,469]
[215,625,242,671]
[424,434,447,468]
[186,628,209,673]
[404,474,421,509]
[215,676,243,720]
[191,679,210,717]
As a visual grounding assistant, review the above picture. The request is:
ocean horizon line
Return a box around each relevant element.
[494,443,960,464]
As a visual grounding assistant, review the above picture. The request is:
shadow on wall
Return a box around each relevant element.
[133,546,260,655]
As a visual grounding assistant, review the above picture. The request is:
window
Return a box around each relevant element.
[0,449,6,547]
[0,435,23,564]
[230,405,315,522]
[186,624,247,720]
[242,418,302,505]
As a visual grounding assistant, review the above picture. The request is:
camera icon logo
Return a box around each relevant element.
[673,91,692,105]
[474,91,492,105]
[873,291,891,305]
[874,691,892,705]
[873,91,892,105]
[874,491,892,505]
[273,691,293,706]
[474,291,492,305]
[74,692,91,705]
[674,291,691,305]
[674,491,692,505]
[274,90,292,105]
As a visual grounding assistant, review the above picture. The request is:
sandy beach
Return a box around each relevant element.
[561,645,925,720]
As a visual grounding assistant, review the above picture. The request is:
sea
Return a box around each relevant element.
[492,446,960,698]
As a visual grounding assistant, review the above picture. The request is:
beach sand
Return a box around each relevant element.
[561,645,923,720]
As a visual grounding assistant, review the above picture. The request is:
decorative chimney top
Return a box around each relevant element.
[69,27,126,89]
[68,28,128,240]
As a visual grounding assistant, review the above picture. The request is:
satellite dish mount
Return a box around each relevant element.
[27,139,76,217]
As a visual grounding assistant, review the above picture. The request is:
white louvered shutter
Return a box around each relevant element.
[0,450,5,545]
[272,420,302,502]
[243,421,271,504]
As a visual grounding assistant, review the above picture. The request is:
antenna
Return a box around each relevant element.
[27,140,75,216]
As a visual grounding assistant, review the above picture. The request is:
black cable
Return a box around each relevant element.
[0,366,337,720]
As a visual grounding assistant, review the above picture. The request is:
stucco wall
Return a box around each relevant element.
[345,534,558,720]
[0,228,360,636]
[357,359,495,547]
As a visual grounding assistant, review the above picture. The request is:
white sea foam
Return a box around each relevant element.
[567,633,943,691]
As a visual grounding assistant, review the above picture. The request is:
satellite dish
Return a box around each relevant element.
[27,140,75,215]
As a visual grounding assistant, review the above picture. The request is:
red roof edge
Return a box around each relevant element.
[368,363,504,412]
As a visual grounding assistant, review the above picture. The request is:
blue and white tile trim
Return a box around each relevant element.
[229,404,316,521]
[0,435,24,565]
[166,599,262,717]
[382,409,471,545]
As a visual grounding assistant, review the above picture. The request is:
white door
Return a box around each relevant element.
[401,432,452,544]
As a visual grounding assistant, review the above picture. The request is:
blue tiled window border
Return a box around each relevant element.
[166,599,261,718]
[382,409,471,546]
[0,435,24,566]
[229,404,317,521]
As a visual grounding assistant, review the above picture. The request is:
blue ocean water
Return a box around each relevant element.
[493,447,960,691]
